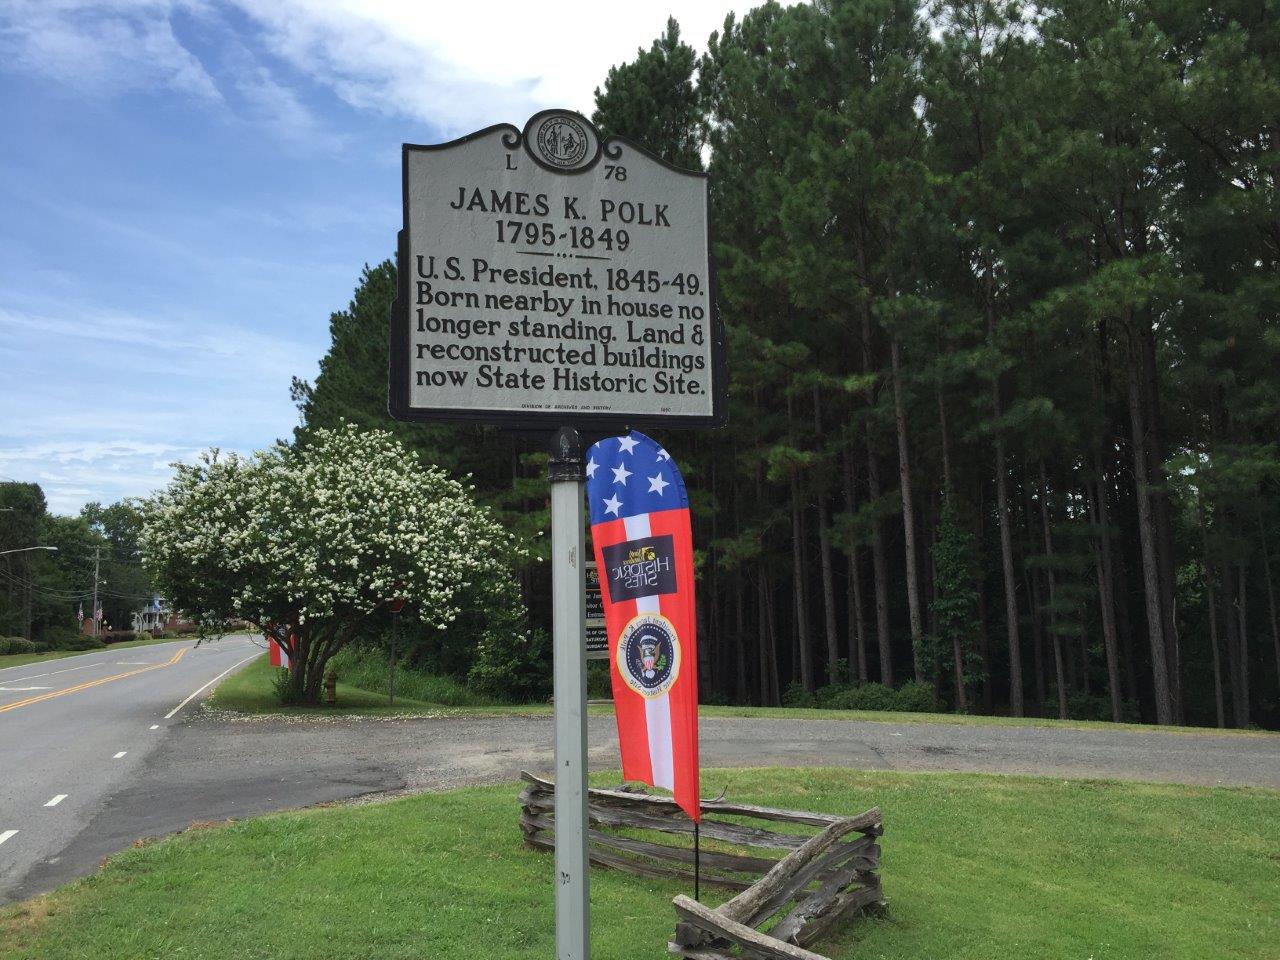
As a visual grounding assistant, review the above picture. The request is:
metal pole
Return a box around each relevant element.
[91,545,100,638]
[389,610,398,706]
[548,426,589,960]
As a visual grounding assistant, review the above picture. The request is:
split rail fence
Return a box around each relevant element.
[518,771,884,960]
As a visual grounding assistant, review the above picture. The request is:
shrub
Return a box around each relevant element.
[1066,691,1116,722]
[829,682,897,711]
[814,683,852,709]
[467,621,551,703]
[59,634,104,651]
[102,630,137,645]
[329,645,499,707]
[781,680,815,708]
[272,667,302,705]
[0,637,36,655]
[586,661,613,700]
[894,680,939,713]
[699,687,731,706]
[135,630,153,642]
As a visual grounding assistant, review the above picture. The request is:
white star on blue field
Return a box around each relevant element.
[586,432,686,524]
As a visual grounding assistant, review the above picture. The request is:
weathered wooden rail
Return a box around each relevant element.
[518,771,884,959]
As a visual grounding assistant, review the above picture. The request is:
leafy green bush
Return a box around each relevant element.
[0,636,36,655]
[814,683,852,709]
[828,682,897,711]
[699,687,731,706]
[135,630,153,642]
[53,632,103,651]
[272,666,302,705]
[781,680,815,708]
[586,661,613,700]
[1064,691,1139,722]
[467,622,551,703]
[330,645,500,706]
[894,680,939,713]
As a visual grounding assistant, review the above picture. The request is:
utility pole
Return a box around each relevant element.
[92,545,101,638]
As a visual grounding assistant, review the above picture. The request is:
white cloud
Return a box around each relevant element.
[0,301,309,513]
[1,1,766,135]
[0,0,222,101]
[227,0,749,131]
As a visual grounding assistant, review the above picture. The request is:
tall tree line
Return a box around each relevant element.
[294,0,1278,727]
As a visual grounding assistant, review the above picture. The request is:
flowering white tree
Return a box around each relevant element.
[142,423,523,703]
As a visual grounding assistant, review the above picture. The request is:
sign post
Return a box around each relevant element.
[548,426,589,960]
[389,108,723,960]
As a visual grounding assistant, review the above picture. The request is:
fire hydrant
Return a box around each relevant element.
[324,670,337,706]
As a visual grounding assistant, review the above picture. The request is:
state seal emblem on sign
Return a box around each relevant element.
[617,613,681,699]
[533,114,589,168]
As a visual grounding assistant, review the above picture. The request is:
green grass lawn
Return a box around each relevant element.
[2,768,1275,959]
[208,655,543,716]
[0,635,197,670]
[211,653,1274,737]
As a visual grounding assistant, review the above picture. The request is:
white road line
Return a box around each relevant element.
[113,751,127,759]
[6,663,97,683]
[164,652,260,720]
[0,686,52,691]
[44,794,67,807]
[150,724,159,730]
[0,830,17,846]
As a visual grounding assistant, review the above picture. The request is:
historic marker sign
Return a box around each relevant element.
[585,561,607,659]
[390,109,725,429]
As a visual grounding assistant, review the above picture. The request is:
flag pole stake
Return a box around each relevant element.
[694,821,701,902]
[549,426,589,960]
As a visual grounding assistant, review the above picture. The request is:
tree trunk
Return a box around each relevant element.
[844,454,868,683]
[1143,331,1183,723]
[813,388,839,683]
[1125,331,1174,725]
[1039,461,1069,720]
[1237,561,1250,727]
[1198,506,1226,729]
[890,338,925,680]
[1089,471,1124,723]
[937,387,954,499]
[1257,515,1280,691]
[765,575,781,706]
[735,578,748,704]
[861,313,893,687]
[756,571,771,706]
[992,404,1023,715]
[791,471,813,693]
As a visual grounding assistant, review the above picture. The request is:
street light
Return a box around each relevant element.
[0,546,58,556]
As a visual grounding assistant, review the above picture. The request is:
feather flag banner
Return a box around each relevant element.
[586,430,700,822]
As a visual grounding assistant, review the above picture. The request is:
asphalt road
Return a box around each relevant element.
[0,636,262,903]
[3,643,1278,905]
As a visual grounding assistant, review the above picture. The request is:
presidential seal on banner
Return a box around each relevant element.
[617,612,682,699]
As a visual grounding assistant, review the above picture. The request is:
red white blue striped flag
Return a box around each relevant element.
[586,430,700,821]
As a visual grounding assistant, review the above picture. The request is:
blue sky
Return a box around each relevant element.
[0,0,749,514]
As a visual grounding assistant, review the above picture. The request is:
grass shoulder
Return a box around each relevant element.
[694,703,1278,737]
[208,655,546,717]
[3,768,1276,959]
[0,634,206,670]
[210,656,1275,737]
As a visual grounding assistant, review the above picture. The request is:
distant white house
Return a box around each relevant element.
[131,597,170,634]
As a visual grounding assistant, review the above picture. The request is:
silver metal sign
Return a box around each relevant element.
[390,109,724,429]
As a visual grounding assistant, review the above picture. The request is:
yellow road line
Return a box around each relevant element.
[0,647,188,714]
